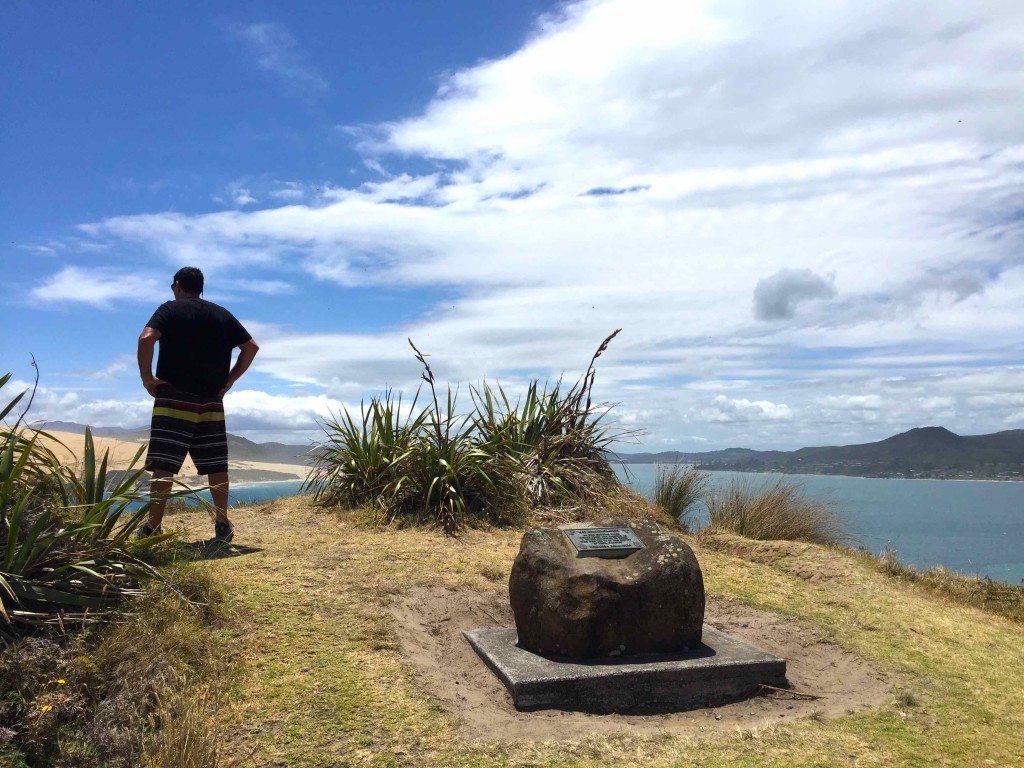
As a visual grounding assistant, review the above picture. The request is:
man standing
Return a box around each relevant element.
[136,267,259,542]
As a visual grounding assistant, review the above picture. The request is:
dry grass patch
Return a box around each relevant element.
[704,476,847,546]
[0,563,228,768]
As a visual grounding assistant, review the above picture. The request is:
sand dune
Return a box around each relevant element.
[31,429,308,483]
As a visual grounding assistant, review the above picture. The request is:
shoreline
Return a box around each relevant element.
[231,477,306,489]
[619,464,1024,484]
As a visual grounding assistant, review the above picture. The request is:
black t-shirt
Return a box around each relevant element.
[147,298,251,397]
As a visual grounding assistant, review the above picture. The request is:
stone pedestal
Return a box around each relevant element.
[465,626,788,712]
[508,519,704,658]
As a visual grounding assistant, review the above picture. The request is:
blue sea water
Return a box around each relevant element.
[211,470,1024,586]
[615,465,1024,586]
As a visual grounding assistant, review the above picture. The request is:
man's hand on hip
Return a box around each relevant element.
[142,375,165,397]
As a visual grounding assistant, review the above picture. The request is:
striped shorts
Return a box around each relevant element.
[144,384,229,475]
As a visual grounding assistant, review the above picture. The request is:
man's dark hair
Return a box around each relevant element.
[173,267,204,295]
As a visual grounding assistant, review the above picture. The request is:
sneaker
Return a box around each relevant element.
[135,522,162,539]
[214,520,234,544]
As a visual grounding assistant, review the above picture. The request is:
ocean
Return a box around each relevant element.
[216,468,1024,586]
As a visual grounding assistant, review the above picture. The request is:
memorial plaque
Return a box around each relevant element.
[563,527,645,559]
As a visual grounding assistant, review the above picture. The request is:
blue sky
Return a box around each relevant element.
[3,0,1024,450]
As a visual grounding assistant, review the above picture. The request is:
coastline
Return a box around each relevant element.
[618,464,1024,483]
[729,470,1024,484]
[231,477,307,489]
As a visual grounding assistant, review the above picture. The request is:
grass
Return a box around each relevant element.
[166,496,1024,768]
[0,560,228,767]
[702,476,847,546]
[651,464,708,531]
[6,363,1023,765]
[868,545,1024,623]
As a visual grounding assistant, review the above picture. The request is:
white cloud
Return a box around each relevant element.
[229,22,328,98]
[232,187,257,207]
[701,395,793,423]
[223,389,348,432]
[269,181,307,201]
[232,279,295,296]
[29,267,165,307]
[88,355,135,380]
[817,395,883,411]
[4,377,349,443]
[5,378,153,430]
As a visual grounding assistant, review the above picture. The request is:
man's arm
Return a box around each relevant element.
[219,339,259,397]
[137,327,164,396]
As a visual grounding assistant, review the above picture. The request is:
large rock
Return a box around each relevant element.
[509,518,704,658]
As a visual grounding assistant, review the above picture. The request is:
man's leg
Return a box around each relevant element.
[147,469,174,528]
[143,383,190,532]
[192,395,232,541]
[208,471,230,524]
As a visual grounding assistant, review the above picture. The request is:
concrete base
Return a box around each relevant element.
[464,625,787,713]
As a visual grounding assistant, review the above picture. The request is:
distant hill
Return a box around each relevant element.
[225,434,312,465]
[37,421,133,437]
[615,427,1024,480]
[41,422,313,466]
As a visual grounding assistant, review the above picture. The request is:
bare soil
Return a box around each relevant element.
[389,586,893,742]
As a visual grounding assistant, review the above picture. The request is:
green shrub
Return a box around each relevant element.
[304,389,424,509]
[703,476,846,546]
[651,464,708,531]
[306,332,628,533]
[0,373,172,638]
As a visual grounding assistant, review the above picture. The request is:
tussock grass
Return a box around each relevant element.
[651,464,708,531]
[144,686,222,768]
[702,477,847,546]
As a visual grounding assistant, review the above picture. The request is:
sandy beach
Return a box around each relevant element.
[31,429,309,484]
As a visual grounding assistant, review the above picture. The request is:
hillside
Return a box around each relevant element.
[143,497,1024,766]
[617,426,1024,480]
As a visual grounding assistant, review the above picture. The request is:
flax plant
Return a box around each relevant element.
[0,374,167,639]
[304,390,425,509]
[472,378,617,506]
[404,341,519,533]
[308,332,630,533]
